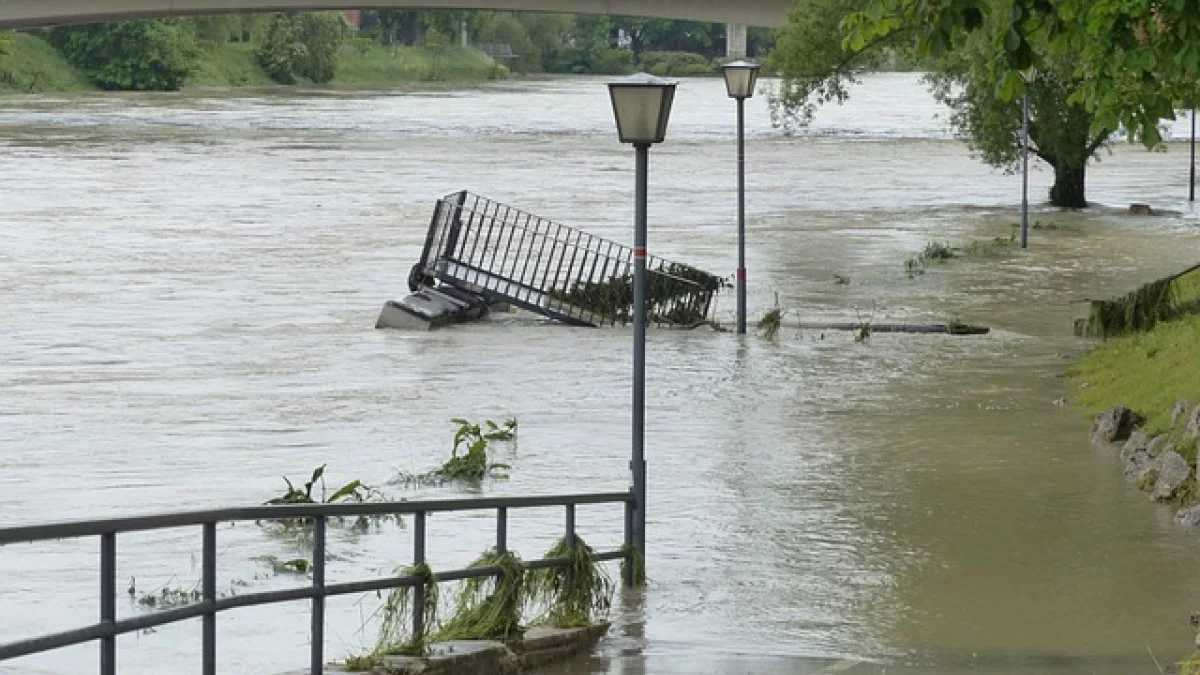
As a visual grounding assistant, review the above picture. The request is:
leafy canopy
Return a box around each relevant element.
[843,0,1194,145]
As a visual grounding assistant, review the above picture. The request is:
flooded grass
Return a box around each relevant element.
[1070,313,1200,435]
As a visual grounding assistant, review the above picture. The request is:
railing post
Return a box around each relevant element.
[202,522,217,675]
[623,498,635,587]
[565,504,576,590]
[412,511,427,645]
[99,532,116,675]
[310,516,326,675]
[496,507,507,554]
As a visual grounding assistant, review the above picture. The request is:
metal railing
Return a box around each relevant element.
[0,492,634,675]
[413,191,722,327]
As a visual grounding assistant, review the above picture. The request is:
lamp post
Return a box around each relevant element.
[607,73,677,583]
[1020,67,1037,250]
[1190,99,1196,203]
[722,60,761,335]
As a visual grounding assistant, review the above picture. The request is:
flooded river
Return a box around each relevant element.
[3,74,1200,675]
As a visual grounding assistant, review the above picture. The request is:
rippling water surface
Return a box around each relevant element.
[3,74,1200,675]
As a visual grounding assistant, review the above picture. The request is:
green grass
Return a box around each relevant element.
[186,42,274,88]
[335,44,505,84]
[1069,313,1200,436]
[0,32,94,94]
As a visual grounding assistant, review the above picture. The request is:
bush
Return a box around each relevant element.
[50,20,199,91]
[255,12,346,85]
[424,27,452,48]
[588,48,634,75]
[638,50,714,77]
[476,13,539,73]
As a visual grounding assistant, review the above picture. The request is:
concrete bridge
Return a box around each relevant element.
[0,0,793,29]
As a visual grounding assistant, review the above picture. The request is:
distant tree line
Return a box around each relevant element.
[5,11,775,92]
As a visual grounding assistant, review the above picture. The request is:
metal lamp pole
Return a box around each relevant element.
[1020,68,1037,250]
[607,74,676,583]
[723,61,761,334]
[1190,102,1196,203]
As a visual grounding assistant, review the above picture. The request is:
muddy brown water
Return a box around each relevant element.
[2,74,1200,675]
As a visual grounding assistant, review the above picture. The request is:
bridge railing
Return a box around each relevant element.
[0,492,634,675]
[414,191,722,327]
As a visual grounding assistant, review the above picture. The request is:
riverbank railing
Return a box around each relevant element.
[0,492,634,675]
[412,191,723,327]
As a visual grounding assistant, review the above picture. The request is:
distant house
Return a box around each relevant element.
[343,10,362,28]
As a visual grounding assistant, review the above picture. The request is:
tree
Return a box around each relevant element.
[843,0,1188,145]
[255,12,347,85]
[477,13,539,72]
[770,0,1110,207]
[50,20,198,91]
[927,47,1110,207]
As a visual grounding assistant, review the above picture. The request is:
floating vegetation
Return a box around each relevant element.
[833,273,851,285]
[959,233,1017,259]
[548,262,724,326]
[620,544,646,587]
[433,550,525,642]
[345,538,614,669]
[526,537,613,628]
[255,555,312,575]
[392,418,517,489]
[373,563,439,658]
[1085,265,1200,338]
[921,241,954,261]
[134,581,202,609]
[757,292,785,340]
[261,465,402,543]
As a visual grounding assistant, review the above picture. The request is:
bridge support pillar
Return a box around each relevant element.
[726,23,748,58]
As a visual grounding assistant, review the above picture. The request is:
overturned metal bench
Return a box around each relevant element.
[378,191,724,330]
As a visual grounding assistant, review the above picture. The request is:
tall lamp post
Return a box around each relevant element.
[1020,67,1037,250]
[1190,97,1196,203]
[607,73,677,582]
[723,60,761,335]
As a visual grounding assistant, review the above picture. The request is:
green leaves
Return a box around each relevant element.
[49,20,198,91]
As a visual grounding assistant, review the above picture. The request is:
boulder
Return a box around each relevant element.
[1129,203,1155,215]
[1187,403,1200,438]
[1092,405,1145,444]
[1176,505,1200,528]
[1124,446,1158,483]
[1173,400,1195,428]
[1152,450,1192,501]
[1120,431,1151,462]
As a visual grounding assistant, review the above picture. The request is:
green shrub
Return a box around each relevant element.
[50,20,199,91]
[255,12,346,85]
[639,50,714,76]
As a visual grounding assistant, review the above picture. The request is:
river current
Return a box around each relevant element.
[2,74,1200,675]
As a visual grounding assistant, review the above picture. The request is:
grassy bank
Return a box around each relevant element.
[1,34,503,94]
[186,42,274,88]
[0,32,94,93]
[1070,313,1200,436]
[336,43,505,84]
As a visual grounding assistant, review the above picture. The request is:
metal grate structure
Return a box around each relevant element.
[411,191,723,327]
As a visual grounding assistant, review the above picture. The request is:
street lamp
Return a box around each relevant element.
[723,59,761,335]
[1190,92,1196,203]
[1020,66,1038,250]
[607,72,677,584]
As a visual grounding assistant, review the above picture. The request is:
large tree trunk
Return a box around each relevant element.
[1050,162,1087,208]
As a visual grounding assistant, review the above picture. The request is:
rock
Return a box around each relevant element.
[1187,403,1200,438]
[1152,450,1191,501]
[1177,505,1200,527]
[1052,397,1068,407]
[1129,203,1155,215]
[1173,400,1195,428]
[1092,405,1145,444]
[1120,431,1151,461]
[1124,446,1158,483]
